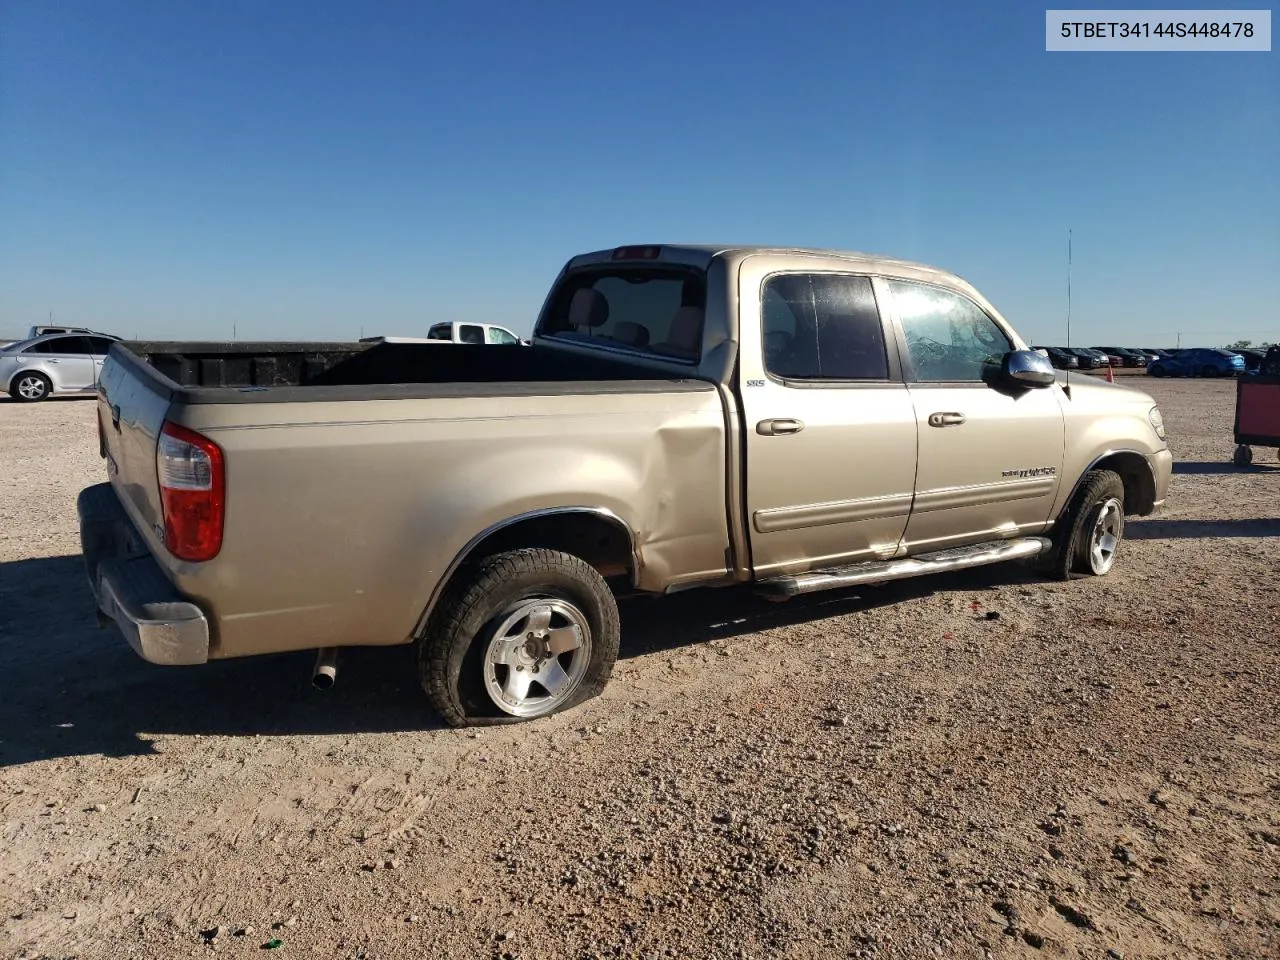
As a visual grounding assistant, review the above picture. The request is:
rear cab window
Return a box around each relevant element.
[538,266,707,361]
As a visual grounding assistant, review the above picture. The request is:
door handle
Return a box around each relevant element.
[927,411,966,427]
[756,418,805,436]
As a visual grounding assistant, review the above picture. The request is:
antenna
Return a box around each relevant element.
[1064,228,1072,395]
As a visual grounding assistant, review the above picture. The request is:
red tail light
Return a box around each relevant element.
[156,421,225,562]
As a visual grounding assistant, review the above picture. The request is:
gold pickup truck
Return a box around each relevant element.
[78,244,1172,725]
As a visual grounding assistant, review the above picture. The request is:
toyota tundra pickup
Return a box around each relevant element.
[78,244,1172,725]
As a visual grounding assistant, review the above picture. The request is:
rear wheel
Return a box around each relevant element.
[418,547,620,727]
[10,371,51,402]
[1149,364,1166,377]
[1233,444,1253,468]
[1041,469,1126,581]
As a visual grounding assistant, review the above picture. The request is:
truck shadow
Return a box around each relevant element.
[1173,460,1279,475]
[0,554,1039,767]
[1126,518,1280,539]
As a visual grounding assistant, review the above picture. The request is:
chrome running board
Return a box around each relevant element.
[755,536,1051,600]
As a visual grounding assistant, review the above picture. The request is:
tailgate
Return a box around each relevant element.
[97,347,174,551]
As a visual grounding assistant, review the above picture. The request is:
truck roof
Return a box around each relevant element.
[566,244,985,301]
[572,243,935,267]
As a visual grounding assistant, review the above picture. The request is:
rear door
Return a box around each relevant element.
[35,335,97,391]
[881,278,1066,552]
[738,257,918,576]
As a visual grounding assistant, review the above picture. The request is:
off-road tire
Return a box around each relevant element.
[418,547,620,727]
[1039,469,1126,581]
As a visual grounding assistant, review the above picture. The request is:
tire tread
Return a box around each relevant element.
[1043,469,1125,581]
[418,547,619,727]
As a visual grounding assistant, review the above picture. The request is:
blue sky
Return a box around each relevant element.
[1,1,1276,345]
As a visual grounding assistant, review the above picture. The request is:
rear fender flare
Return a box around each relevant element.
[411,506,639,638]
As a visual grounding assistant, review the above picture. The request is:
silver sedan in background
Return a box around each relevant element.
[0,332,121,402]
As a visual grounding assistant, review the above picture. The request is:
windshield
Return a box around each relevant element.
[539,267,707,361]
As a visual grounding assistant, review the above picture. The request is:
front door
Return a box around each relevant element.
[739,259,919,576]
[880,278,1066,552]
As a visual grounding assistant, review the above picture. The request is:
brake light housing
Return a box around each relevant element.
[611,245,662,260]
[156,421,225,562]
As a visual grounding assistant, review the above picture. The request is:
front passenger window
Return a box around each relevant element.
[885,280,1011,382]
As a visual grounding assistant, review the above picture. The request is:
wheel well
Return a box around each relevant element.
[461,513,636,584]
[1091,452,1156,516]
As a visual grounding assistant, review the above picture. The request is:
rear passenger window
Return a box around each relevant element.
[30,336,87,354]
[458,325,485,345]
[761,274,888,381]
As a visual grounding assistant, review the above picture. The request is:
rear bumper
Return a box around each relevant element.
[77,482,210,665]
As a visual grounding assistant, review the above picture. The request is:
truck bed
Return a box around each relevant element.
[121,340,701,401]
[95,337,731,661]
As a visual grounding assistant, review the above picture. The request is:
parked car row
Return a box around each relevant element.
[1030,343,1269,378]
[1147,348,1248,378]
[1031,346,1156,370]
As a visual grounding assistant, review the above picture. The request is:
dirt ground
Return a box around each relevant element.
[1,379,1277,960]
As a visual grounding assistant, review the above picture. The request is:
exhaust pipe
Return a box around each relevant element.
[312,647,338,690]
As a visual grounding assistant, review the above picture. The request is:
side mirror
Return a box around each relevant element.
[1003,349,1056,387]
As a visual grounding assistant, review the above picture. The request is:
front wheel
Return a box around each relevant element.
[1042,469,1126,581]
[10,371,52,402]
[1149,364,1166,377]
[1233,444,1253,468]
[418,547,620,726]
[1200,365,1218,378]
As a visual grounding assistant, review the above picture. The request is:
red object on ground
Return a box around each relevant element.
[1236,381,1280,439]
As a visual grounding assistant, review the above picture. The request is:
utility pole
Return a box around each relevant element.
[1177,332,1181,349]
